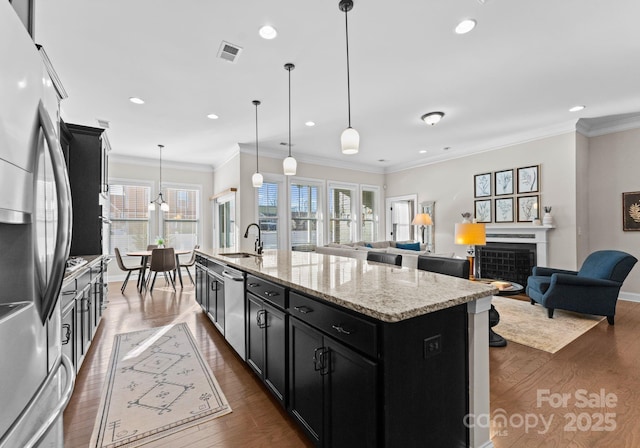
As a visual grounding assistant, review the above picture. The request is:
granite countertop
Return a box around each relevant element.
[63,254,103,285]
[197,249,497,323]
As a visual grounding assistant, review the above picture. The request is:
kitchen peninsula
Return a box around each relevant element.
[195,249,497,448]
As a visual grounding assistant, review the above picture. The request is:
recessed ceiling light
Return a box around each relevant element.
[421,111,445,125]
[259,25,278,40]
[305,121,315,127]
[207,113,219,119]
[455,19,477,34]
[419,150,427,154]
[129,97,145,104]
[569,105,586,112]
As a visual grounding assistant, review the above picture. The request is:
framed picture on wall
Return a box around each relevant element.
[517,195,539,222]
[495,197,514,223]
[494,169,514,196]
[475,199,492,223]
[622,191,640,231]
[474,173,491,198]
[517,165,539,193]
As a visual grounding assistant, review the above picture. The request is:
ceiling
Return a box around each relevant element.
[34,0,640,173]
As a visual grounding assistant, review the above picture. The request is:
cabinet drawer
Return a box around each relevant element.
[247,274,286,309]
[289,292,377,358]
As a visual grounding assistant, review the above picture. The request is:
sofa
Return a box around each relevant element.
[315,240,454,269]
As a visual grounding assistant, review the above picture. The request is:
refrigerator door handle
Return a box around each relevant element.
[38,100,73,324]
[0,354,75,448]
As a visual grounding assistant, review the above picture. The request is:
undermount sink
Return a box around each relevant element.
[220,252,260,258]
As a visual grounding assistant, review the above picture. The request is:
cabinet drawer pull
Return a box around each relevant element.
[248,282,260,288]
[62,324,71,345]
[293,305,313,314]
[332,324,352,335]
[264,291,279,297]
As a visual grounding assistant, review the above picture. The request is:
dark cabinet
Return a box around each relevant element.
[289,317,378,447]
[246,293,287,406]
[61,122,109,256]
[207,271,225,334]
[195,263,207,310]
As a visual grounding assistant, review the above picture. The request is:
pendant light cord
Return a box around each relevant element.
[255,103,259,172]
[344,7,352,128]
[288,66,292,157]
[158,144,163,200]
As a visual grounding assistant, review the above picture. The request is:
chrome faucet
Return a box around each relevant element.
[244,223,263,255]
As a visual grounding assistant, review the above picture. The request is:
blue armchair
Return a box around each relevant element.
[526,250,637,325]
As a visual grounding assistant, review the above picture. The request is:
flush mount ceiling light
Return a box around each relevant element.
[283,63,297,176]
[252,100,263,188]
[207,113,219,119]
[339,0,359,155]
[419,150,428,154]
[149,144,169,212]
[421,111,445,125]
[455,19,477,34]
[259,25,278,39]
[569,105,586,112]
[129,97,145,104]
[305,121,316,127]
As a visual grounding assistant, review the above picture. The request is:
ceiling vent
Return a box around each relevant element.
[217,41,242,63]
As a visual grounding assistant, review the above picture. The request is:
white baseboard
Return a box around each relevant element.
[619,291,640,302]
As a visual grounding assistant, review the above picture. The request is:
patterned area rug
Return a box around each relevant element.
[90,323,231,447]
[492,296,605,354]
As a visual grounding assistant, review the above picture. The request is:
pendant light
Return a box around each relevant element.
[283,62,297,175]
[339,0,359,155]
[149,144,169,212]
[251,100,263,188]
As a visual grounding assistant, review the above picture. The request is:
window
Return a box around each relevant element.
[258,182,279,249]
[215,192,236,251]
[361,186,379,242]
[290,182,320,250]
[109,183,150,253]
[162,187,200,250]
[328,184,356,244]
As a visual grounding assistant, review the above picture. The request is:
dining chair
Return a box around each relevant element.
[181,245,200,285]
[114,248,144,293]
[147,248,177,292]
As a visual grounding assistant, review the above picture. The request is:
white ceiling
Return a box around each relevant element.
[34,0,640,173]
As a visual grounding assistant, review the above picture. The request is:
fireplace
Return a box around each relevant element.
[476,242,537,285]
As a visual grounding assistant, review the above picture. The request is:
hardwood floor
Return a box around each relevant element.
[64,280,640,447]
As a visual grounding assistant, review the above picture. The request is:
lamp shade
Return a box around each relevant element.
[411,213,433,226]
[341,127,359,154]
[160,202,170,212]
[454,223,486,246]
[252,172,263,188]
[283,156,297,175]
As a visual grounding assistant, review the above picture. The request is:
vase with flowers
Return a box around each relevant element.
[156,236,165,248]
[543,206,554,226]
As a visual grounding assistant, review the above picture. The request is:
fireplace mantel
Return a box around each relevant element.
[484,224,555,267]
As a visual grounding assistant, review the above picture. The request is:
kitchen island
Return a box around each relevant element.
[196,249,496,448]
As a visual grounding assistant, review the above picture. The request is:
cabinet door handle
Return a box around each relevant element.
[313,347,324,372]
[256,309,267,329]
[264,291,279,297]
[294,305,313,314]
[62,324,71,345]
[332,324,352,335]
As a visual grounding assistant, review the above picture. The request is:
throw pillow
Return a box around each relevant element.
[396,242,421,251]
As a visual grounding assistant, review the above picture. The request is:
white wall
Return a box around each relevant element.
[575,132,590,264]
[588,127,640,294]
[384,133,579,269]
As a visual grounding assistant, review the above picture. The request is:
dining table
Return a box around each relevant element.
[126,248,192,291]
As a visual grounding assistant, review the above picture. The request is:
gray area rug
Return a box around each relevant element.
[493,296,605,354]
[90,323,231,447]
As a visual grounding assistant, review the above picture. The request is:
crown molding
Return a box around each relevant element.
[575,113,640,137]
[237,143,385,174]
[109,153,215,172]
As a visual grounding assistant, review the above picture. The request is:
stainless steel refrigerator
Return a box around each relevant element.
[0,3,75,447]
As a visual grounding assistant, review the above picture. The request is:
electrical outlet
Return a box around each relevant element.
[423,334,442,359]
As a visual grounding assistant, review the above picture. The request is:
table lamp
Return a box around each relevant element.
[454,220,486,280]
[411,213,433,244]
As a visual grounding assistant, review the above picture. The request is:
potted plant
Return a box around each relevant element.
[156,236,165,248]
[543,206,553,226]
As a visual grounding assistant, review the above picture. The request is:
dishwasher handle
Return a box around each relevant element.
[222,271,244,281]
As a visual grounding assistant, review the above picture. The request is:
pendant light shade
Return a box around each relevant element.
[149,144,169,212]
[252,100,263,188]
[340,127,359,155]
[283,62,297,176]
[339,0,358,155]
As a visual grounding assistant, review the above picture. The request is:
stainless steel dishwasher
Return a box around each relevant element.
[222,266,246,360]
